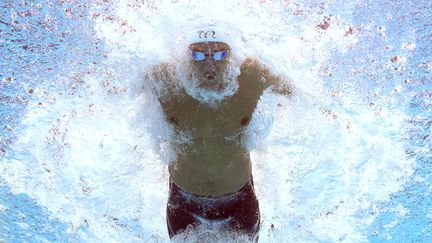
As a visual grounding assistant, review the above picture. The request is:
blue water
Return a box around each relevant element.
[1,1,102,242]
[0,180,69,243]
[368,91,432,242]
[1,0,431,242]
[348,1,432,242]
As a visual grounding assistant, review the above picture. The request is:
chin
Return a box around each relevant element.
[196,76,225,90]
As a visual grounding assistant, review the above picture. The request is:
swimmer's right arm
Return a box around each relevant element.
[143,63,177,96]
[143,63,175,85]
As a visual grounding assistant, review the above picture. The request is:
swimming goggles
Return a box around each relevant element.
[191,50,229,61]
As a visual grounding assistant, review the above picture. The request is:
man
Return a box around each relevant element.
[144,27,290,240]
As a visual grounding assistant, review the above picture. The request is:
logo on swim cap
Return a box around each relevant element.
[185,25,230,44]
[197,30,216,39]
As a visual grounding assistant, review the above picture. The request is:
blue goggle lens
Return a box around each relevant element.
[191,51,206,61]
[213,51,228,61]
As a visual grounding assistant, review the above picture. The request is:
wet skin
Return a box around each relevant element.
[155,42,290,196]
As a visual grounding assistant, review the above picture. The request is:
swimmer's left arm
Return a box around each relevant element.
[262,70,292,96]
[243,58,292,96]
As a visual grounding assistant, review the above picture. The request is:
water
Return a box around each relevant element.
[1,0,431,242]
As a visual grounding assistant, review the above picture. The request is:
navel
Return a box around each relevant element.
[240,116,250,126]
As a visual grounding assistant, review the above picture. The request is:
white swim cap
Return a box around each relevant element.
[187,25,230,44]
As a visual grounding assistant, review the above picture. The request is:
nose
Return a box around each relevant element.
[203,59,216,80]
[203,58,216,70]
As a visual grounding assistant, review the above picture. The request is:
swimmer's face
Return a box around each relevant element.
[188,41,231,89]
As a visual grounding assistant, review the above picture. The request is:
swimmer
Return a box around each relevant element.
[144,26,291,240]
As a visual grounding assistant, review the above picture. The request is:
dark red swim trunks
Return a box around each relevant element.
[166,178,260,239]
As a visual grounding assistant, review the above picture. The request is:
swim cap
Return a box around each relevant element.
[187,25,230,44]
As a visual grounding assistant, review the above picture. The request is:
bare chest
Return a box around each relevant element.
[162,92,257,139]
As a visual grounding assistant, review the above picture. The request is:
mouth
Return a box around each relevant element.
[204,71,216,80]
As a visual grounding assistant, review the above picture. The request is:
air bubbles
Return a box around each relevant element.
[65,8,73,19]
[390,55,406,64]
[393,86,402,93]
[3,77,13,82]
[0,204,9,213]
[316,16,331,31]
[378,26,386,36]
[402,42,416,50]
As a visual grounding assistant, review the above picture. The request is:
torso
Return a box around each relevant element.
[159,62,267,196]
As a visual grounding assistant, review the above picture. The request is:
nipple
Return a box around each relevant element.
[169,116,178,125]
[240,116,250,126]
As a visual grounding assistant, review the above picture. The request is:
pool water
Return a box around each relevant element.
[1,0,431,242]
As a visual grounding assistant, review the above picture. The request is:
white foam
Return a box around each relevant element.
[1,0,415,242]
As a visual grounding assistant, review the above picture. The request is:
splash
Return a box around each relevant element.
[1,0,426,242]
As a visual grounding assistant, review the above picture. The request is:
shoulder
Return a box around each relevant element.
[240,58,276,80]
[240,58,264,72]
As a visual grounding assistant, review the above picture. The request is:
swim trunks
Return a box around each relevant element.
[166,177,260,239]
